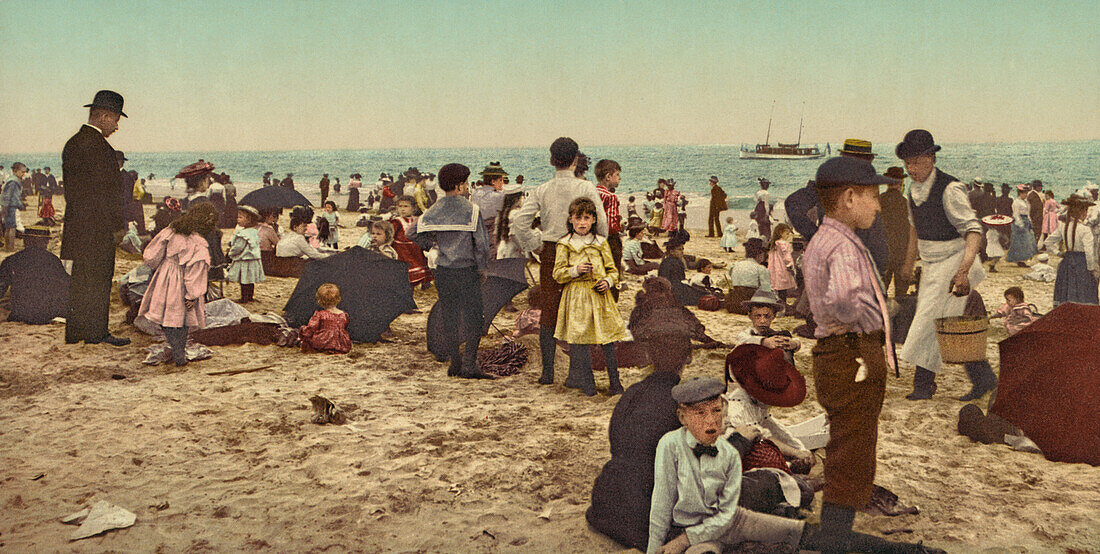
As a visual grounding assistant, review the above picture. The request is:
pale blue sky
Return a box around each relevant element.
[2,0,1097,153]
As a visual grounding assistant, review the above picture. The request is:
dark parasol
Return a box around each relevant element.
[991,303,1100,465]
[239,186,312,211]
[283,247,416,343]
[426,257,529,361]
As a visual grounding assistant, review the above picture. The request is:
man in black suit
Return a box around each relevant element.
[61,90,130,346]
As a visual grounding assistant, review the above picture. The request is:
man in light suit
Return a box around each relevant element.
[61,90,130,346]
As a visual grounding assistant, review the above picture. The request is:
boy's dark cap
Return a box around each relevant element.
[709,175,719,182]
[672,377,726,404]
[895,129,941,159]
[814,156,899,189]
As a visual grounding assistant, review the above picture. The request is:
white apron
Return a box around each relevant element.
[899,238,985,373]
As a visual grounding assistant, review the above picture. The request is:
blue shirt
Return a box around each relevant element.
[648,427,742,554]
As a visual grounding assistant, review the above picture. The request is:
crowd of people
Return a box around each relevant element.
[4,90,1099,553]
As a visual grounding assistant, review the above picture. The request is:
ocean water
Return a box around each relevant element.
[5,141,1097,209]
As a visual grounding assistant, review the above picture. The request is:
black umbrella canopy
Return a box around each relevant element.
[426,258,530,361]
[239,187,312,211]
[283,247,416,343]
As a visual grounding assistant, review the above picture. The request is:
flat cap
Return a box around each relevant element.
[814,156,899,189]
[671,376,726,404]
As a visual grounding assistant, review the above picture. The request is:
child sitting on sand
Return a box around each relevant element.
[688,258,723,296]
[299,283,352,354]
[735,289,800,362]
[990,286,1039,336]
[227,205,265,304]
[726,238,772,315]
[358,219,397,259]
[554,197,627,396]
[138,203,216,366]
[720,216,739,252]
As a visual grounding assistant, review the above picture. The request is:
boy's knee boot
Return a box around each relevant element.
[164,327,188,365]
[959,361,997,401]
[567,344,596,396]
[603,344,623,395]
[905,366,937,400]
[538,328,555,384]
[804,502,854,553]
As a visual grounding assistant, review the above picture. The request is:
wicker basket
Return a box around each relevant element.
[934,315,989,363]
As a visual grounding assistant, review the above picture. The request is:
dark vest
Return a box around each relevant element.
[909,170,961,241]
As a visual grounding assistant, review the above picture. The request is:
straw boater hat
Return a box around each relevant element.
[895,129,941,159]
[725,344,807,408]
[839,138,875,159]
[480,162,508,178]
[709,175,719,183]
[175,160,215,180]
[741,288,784,312]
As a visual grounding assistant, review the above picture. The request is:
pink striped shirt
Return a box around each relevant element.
[803,217,887,339]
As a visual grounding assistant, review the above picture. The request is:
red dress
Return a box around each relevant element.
[299,309,352,354]
[391,216,433,286]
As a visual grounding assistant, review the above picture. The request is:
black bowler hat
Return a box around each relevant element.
[895,129,940,159]
[83,90,127,117]
[815,156,900,189]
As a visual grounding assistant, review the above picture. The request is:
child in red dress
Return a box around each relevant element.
[299,283,352,354]
[391,196,433,288]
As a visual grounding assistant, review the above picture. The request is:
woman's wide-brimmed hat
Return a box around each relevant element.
[176,159,215,179]
[480,162,508,178]
[237,205,262,220]
[725,344,806,408]
[839,138,875,159]
[895,129,941,159]
[1016,183,1031,192]
[83,90,127,117]
[502,183,522,195]
[1062,192,1096,207]
[981,214,1013,227]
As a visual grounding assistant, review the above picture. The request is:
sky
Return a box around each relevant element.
[1,0,1098,154]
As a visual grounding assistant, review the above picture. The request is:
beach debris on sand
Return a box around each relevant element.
[62,500,137,540]
[310,394,348,425]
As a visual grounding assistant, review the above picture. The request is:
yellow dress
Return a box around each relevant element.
[649,204,663,229]
[553,233,628,345]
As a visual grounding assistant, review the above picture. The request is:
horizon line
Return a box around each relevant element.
[3,138,1098,158]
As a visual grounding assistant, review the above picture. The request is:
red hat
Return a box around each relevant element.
[175,159,215,179]
[725,344,806,407]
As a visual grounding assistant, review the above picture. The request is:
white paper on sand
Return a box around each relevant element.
[786,414,830,451]
[63,500,137,540]
[854,357,868,382]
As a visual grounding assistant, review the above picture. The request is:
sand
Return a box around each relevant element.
[1,196,1098,553]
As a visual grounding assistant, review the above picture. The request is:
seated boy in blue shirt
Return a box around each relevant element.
[648,376,941,554]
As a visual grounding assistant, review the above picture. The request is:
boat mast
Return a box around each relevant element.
[764,100,775,146]
[796,102,805,146]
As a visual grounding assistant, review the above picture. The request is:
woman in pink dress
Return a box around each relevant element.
[138,203,216,366]
[1040,190,1059,244]
[661,180,681,232]
[299,283,352,354]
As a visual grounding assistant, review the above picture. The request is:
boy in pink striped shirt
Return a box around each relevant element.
[802,157,942,552]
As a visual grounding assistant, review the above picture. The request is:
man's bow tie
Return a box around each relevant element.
[692,443,719,458]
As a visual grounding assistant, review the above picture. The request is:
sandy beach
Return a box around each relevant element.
[1,196,1098,553]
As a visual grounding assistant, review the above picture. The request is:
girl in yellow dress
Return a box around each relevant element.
[554,197,628,396]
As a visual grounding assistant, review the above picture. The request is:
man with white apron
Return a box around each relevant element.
[897,130,997,401]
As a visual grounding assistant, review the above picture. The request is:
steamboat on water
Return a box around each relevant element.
[739,102,828,160]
